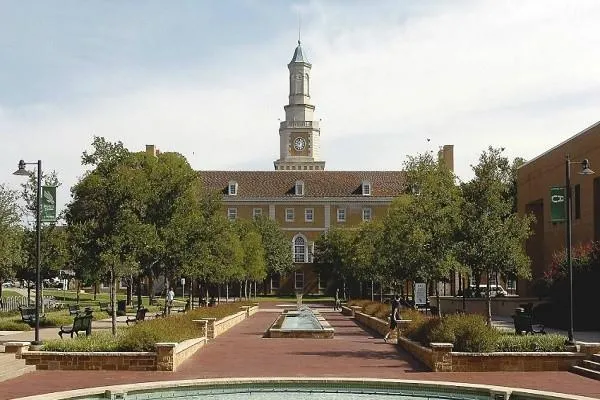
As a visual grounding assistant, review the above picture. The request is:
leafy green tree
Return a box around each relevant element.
[314,227,354,297]
[459,147,534,325]
[233,219,266,299]
[386,152,462,315]
[0,185,23,296]
[252,215,293,293]
[351,220,387,300]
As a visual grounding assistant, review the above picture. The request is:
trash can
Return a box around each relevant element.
[117,300,127,316]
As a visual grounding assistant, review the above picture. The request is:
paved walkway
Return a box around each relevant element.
[0,304,600,399]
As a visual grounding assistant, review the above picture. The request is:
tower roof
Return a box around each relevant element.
[290,40,307,63]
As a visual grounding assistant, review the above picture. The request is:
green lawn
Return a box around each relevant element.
[1,289,24,298]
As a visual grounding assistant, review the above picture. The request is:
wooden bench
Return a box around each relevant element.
[18,306,45,325]
[126,308,148,325]
[68,304,80,316]
[58,314,93,338]
[512,312,545,335]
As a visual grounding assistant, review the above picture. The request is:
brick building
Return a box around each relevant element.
[517,121,600,295]
[196,41,453,295]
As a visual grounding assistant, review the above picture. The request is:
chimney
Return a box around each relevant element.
[145,145,159,157]
[438,145,454,172]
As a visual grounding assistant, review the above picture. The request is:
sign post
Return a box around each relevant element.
[414,283,427,305]
[550,187,566,222]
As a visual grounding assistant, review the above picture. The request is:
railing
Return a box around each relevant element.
[279,121,318,129]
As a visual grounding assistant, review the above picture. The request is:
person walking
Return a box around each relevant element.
[384,295,401,343]
[334,288,340,311]
[166,288,175,314]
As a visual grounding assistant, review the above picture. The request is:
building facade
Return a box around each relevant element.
[517,121,600,295]
[198,41,453,295]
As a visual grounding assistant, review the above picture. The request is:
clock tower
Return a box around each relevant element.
[274,41,325,171]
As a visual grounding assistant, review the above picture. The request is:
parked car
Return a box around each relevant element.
[2,281,15,288]
[469,284,508,297]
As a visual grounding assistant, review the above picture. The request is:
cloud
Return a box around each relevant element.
[2,0,600,213]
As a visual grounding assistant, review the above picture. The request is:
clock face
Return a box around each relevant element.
[293,137,306,151]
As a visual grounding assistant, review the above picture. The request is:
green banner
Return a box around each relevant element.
[41,186,57,222]
[550,186,566,222]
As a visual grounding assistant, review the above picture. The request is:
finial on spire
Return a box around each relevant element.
[298,14,301,44]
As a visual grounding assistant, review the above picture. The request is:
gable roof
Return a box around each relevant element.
[199,171,405,198]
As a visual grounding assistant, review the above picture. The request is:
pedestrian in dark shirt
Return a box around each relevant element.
[384,295,401,343]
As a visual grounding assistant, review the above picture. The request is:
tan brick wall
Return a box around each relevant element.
[22,351,158,371]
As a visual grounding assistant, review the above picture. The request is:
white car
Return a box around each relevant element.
[470,284,508,297]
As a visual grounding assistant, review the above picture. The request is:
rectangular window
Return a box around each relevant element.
[228,182,238,196]
[286,208,295,222]
[362,208,372,221]
[294,271,304,290]
[227,208,237,220]
[305,208,314,222]
[271,274,280,290]
[253,208,263,218]
[575,184,581,219]
[337,208,346,222]
[362,181,371,196]
[318,273,327,290]
[295,181,304,196]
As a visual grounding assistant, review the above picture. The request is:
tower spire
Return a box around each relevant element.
[298,14,301,44]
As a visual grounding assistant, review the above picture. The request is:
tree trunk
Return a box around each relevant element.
[486,274,492,326]
[93,283,97,301]
[254,281,257,300]
[226,284,229,303]
[189,278,193,310]
[76,281,80,304]
[149,273,155,305]
[27,284,31,306]
[137,276,143,310]
[239,281,242,302]
[126,275,132,306]
[110,269,117,336]
[435,282,441,317]
[218,285,221,305]
[380,281,384,302]
[163,275,169,316]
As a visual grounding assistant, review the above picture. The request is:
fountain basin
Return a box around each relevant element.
[266,307,334,339]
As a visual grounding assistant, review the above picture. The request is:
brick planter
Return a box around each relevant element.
[18,305,259,371]
[396,336,587,372]
[353,311,411,340]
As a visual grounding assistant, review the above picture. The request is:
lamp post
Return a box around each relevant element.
[13,159,42,346]
[565,155,594,345]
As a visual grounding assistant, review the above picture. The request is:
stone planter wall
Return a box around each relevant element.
[396,336,586,372]
[353,311,411,339]
[17,305,259,371]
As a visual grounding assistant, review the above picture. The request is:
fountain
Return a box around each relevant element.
[266,305,334,339]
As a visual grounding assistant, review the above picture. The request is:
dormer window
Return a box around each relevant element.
[362,180,371,196]
[228,181,238,196]
[295,180,304,196]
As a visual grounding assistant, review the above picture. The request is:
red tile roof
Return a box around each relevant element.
[199,171,405,198]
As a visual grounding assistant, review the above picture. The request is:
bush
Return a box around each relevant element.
[0,319,31,331]
[43,332,121,352]
[495,333,566,352]
[404,313,499,352]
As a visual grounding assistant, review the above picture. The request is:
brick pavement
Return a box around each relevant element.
[1,304,600,399]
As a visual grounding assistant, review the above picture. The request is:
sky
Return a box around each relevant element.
[2,0,600,215]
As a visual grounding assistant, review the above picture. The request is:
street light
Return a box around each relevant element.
[565,155,594,345]
[13,159,42,346]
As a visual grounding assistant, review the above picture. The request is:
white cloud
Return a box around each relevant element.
[2,0,600,213]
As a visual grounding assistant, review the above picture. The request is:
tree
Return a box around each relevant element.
[0,184,23,296]
[314,227,354,297]
[459,147,534,325]
[234,219,266,299]
[351,220,386,300]
[252,215,294,291]
[386,152,462,316]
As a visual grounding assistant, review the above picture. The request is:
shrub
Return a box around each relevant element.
[403,313,499,352]
[43,332,121,352]
[495,333,566,352]
[0,319,31,331]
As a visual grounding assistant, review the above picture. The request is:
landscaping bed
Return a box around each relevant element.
[346,300,586,372]
[14,303,258,371]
